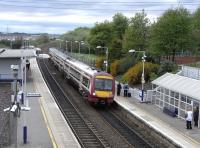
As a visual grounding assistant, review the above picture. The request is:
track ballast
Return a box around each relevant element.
[38,58,110,148]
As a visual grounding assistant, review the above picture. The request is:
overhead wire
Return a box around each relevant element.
[0,1,198,12]
[3,0,199,4]
[0,0,199,5]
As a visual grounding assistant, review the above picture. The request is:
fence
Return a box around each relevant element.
[180,66,200,80]
[0,111,10,146]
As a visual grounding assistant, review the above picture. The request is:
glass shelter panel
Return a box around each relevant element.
[165,88,169,95]
[170,97,174,105]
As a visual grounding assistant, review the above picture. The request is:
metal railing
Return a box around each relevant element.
[180,66,200,80]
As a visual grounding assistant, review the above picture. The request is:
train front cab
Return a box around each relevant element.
[88,73,115,105]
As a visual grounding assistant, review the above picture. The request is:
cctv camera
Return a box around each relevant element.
[10,104,17,112]
[11,65,19,70]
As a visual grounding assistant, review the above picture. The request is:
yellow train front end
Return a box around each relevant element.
[88,72,115,105]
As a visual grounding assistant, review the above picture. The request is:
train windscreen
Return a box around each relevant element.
[94,78,113,91]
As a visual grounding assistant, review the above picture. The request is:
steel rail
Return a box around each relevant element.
[37,58,109,148]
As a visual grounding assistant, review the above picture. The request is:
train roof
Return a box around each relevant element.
[49,48,98,76]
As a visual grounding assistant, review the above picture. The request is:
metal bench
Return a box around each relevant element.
[163,107,177,117]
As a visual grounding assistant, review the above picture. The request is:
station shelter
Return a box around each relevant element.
[150,73,200,127]
[0,48,36,82]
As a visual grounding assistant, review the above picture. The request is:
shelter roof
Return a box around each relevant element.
[0,49,37,58]
[152,73,200,101]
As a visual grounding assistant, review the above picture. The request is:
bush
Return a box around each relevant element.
[122,62,159,84]
[150,72,158,81]
[110,60,121,76]
[95,56,104,70]
[158,61,178,75]
[118,55,136,74]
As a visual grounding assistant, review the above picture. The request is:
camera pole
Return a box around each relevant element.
[11,65,19,148]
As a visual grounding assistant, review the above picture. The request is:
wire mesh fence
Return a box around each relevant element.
[0,83,12,147]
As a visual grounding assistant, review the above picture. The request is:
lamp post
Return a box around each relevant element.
[11,65,19,148]
[56,39,62,49]
[23,39,29,144]
[65,41,70,54]
[75,41,84,54]
[81,42,91,55]
[129,49,146,102]
[75,41,80,54]
[66,41,73,56]
[9,39,14,49]
[96,46,108,72]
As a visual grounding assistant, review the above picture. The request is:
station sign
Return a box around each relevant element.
[27,92,41,97]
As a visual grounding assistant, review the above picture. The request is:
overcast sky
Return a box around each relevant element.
[0,0,199,34]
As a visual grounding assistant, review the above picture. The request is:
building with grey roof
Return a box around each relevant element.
[150,72,200,127]
[0,49,36,82]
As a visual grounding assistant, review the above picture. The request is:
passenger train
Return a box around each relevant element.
[49,48,115,105]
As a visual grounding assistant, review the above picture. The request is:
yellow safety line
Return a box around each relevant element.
[31,58,57,147]
[39,98,57,148]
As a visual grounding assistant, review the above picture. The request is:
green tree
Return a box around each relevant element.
[150,8,192,62]
[61,27,90,41]
[61,27,90,53]
[112,13,128,40]
[12,40,22,49]
[122,10,150,53]
[0,40,10,48]
[35,34,50,45]
[191,8,200,52]
[110,13,128,60]
[87,21,112,54]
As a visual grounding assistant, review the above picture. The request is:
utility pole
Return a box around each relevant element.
[129,49,146,102]
[11,65,19,148]
[96,46,109,72]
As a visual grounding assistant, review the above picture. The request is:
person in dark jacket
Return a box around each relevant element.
[123,83,129,97]
[117,82,122,96]
[26,59,30,70]
[193,106,199,127]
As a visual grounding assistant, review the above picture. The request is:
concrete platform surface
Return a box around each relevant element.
[31,58,81,148]
[7,58,81,148]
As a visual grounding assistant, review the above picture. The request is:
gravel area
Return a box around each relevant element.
[0,83,11,147]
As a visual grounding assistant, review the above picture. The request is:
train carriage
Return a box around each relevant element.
[49,48,115,105]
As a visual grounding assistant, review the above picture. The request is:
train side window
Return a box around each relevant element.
[82,77,89,88]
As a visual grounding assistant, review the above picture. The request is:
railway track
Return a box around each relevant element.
[98,107,153,148]
[38,57,156,147]
[37,58,110,148]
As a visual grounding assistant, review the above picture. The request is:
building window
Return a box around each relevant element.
[181,94,186,102]
[165,88,169,95]
[170,91,175,97]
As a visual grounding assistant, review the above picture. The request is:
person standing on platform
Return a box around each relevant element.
[185,108,193,129]
[26,59,30,70]
[193,106,199,127]
[117,82,122,96]
[123,83,129,97]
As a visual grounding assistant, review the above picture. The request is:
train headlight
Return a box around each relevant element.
[93,92,96,96]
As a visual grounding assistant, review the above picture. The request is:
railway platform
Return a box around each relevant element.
[9,58,81,148]
[114,89,200,148]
